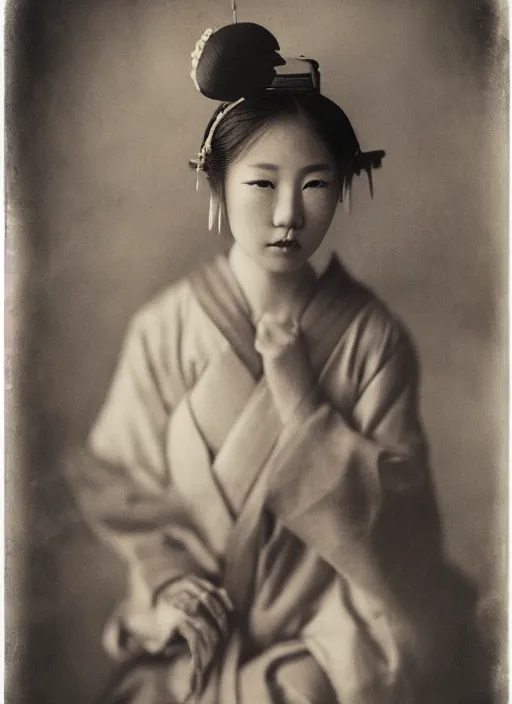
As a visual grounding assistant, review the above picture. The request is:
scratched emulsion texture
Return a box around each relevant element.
[7,0,507,702]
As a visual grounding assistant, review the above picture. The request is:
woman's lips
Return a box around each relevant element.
[268,239,301,250]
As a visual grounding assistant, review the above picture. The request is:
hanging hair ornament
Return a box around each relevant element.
[339,149,385,210]
[341,174,353,213]
[352,149,386,198]
[207,192,223,233]
[352,149,386,199]
[208,192,216,231]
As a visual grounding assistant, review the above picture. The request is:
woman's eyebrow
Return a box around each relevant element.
[247,162,333,173]
[248,163,279,171]
[302,163,333,174]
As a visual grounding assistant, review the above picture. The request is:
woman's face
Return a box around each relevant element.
[223,115,340,273]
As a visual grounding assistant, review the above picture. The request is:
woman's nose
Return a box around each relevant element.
[272,187,304,230]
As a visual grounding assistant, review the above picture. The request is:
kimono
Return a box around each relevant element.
[68,254,484,704]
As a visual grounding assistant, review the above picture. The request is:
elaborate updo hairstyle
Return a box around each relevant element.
[190,22,384,205]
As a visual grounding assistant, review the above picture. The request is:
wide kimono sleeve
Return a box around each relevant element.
[265,308,476,654]
[66,299,224,637]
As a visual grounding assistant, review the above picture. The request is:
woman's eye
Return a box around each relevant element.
[303,180,329,189]
[244,180,275,189]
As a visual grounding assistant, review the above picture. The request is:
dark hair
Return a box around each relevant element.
[194,23,286,101]
[190,23,384,201]
[197,91,363,198]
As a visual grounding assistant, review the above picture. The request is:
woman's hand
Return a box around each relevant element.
[122,576,233,700]
[255,313,316,424]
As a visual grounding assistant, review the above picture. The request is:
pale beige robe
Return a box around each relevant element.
[69,255,483,704]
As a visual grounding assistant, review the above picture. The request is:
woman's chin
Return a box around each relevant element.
[257,248,310,273]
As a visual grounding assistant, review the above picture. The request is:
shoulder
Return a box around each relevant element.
[106,279,196,404]
[337,266,420,384]
[358,296,416,362]
[130,255,225,336]
[127,264,213,355]
[130,277,194,336]
[120,261,226,393]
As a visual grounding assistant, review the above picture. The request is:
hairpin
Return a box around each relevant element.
[194,97,245,187]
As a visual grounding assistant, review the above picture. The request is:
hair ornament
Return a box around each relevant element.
[189,20,386,207]
[189,24,322,180]
[352,149,386,198]
[191,28,216,92]
[192,97,246,180]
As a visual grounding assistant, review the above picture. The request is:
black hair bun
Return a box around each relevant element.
[192,22,286,102]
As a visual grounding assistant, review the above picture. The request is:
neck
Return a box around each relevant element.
[228,244,316,322]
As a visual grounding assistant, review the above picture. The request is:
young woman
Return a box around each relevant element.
[68,22,485,704]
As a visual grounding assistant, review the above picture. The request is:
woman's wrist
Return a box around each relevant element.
[255,313,317,423]
[254,313,300,357]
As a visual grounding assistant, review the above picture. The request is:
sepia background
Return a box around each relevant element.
[6,0,508,702]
